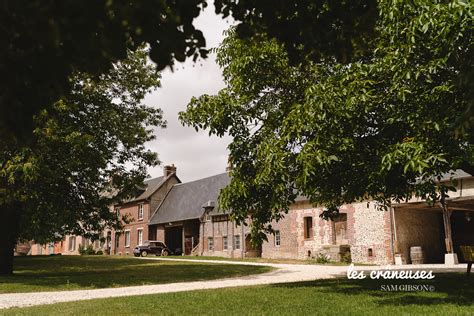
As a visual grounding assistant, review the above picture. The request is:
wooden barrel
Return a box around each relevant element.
[410,246,425,264]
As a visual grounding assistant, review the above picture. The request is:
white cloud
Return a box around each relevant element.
[144,5,233,182]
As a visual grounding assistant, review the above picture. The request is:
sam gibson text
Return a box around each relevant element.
[381,284,436,292]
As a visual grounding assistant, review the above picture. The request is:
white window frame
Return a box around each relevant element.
[275,230,281,247]
[125,230,131,248]
[69,236,76,252]
[208,237,214,251]
[115,207,120,219]
[234,235,240,250]
[137,228,143,246]
[223,236,228,250]
[138,204,144,220]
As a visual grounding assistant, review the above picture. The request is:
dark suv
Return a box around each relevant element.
[133,241,170,257]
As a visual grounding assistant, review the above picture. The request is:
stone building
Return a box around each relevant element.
[26,166,474,265]
[148,169,474,265]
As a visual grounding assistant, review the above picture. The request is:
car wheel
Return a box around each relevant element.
[134,254,140,257]
[161,250,169,256]
[141,250,148,257]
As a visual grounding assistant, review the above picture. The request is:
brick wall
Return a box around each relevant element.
[114,202,150,255]
[200,219,247,258]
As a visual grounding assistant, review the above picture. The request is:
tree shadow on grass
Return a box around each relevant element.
[0,256,271,293]
[271,273,474,307]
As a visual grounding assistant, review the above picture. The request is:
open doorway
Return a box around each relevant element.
[451,210,474,263]
[165,226,183,254]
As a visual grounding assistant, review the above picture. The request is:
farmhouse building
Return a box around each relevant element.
[147,169,474,265]
[111,165,180,255]
[26,165,474,266]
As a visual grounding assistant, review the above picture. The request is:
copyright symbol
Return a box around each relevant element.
[429,285,435,292]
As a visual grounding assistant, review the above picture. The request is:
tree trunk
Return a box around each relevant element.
[0,203,20,275]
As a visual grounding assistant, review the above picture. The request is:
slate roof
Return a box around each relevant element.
[149,172,230,225]
[129,175,167,202]
[438,169,472,182]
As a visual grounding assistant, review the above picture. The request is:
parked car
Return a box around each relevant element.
[133,241,170,257]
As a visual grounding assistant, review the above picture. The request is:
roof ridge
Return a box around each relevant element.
[172,172,229,187]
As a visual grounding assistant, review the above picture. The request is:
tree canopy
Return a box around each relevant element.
[180,1,473,243]
[0,0,206,144]
[1,0,380,145]
[0,48,164,273]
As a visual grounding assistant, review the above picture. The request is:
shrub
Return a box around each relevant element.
[78,244,102,255]
[315,253,331,264]
[341,251,352,264]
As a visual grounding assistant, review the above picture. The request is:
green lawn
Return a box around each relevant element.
[3,273,473,315]
[0,256,271,293]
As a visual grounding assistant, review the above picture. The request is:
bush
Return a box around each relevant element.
[78,244,102,255]
[341,251,352,264]
[315,253,331,264]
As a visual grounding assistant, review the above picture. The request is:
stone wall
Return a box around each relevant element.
[351,202,393,264]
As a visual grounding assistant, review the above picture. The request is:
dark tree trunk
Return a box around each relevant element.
[0,203,20,275]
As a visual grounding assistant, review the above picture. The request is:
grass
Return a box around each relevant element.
[3,273,473,315]
[0,255,271,293]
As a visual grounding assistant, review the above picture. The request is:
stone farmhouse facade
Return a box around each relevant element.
[147,169,474,265]
[26,166,474,265]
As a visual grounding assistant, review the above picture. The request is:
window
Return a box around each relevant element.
[275,230,281,247]
[304,217,313,239]
[208,237,214,251]
[125,230,131,247]
[69,236,76,251]
[115,234,120,249]
[137,229,143,246]
[234,235,240,250]
[115,207,120,219]
[223,236,228,250]
[138,204,144,220]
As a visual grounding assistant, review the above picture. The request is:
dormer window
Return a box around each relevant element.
[138,204,144,220]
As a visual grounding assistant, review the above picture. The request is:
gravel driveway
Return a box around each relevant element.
[0,257,466,309]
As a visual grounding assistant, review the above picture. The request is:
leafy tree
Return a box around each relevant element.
[214,0,378,63]
[1,0,382,274]
[0,48,164,274]
[2,0,384,145]
[180,1,473,244]
[1,0,207,144]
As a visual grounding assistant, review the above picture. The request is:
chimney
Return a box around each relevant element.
[164,164,177,177]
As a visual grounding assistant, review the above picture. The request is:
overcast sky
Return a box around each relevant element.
[144,6,232,182]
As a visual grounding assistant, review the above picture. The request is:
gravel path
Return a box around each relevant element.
[0,258,467,310]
